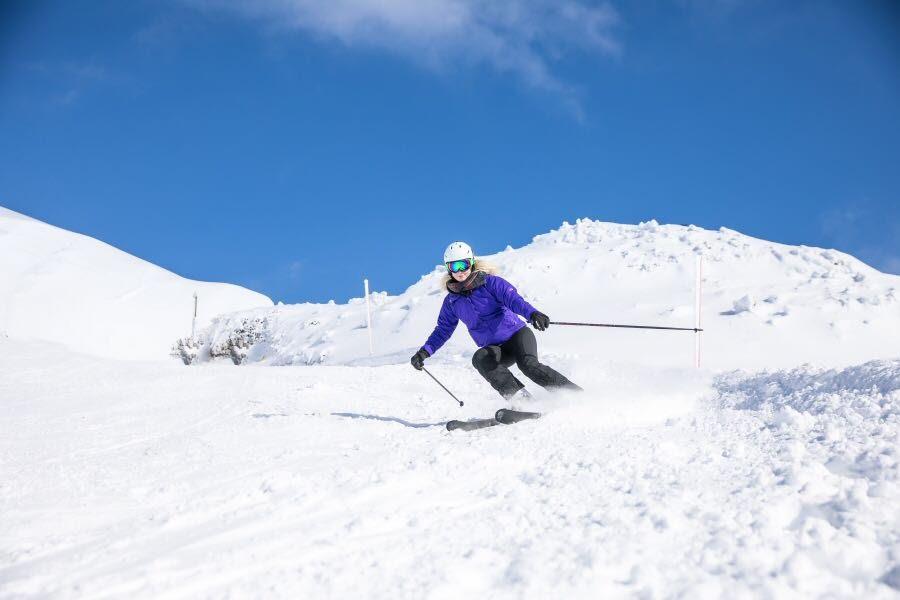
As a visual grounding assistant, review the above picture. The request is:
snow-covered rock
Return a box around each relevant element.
[730,294,757,314]
[0,206,272,360]
[192,219,899,370]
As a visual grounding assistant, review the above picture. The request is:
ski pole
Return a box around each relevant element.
[421,367,464,407]
[550,321,703,332]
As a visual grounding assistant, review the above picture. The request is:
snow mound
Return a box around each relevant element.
[710,360,900,594]
[191,219,899,370]
[0,206,272,360]
[716,359,900,409]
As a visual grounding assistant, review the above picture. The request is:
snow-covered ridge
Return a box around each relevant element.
[187,219,898,370]
[0,206,272,360]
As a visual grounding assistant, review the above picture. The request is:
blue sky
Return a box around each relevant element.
[2,0,898,303]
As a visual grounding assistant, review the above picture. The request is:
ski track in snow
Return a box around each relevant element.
[2,344,898,599]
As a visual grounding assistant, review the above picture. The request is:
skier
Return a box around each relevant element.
[410,242,581,401]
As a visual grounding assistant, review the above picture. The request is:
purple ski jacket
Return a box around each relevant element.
[421,273,537,356]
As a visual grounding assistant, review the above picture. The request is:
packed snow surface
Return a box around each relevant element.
[0,206,272,360]
[1,340,898,598]
[194,219,899,370]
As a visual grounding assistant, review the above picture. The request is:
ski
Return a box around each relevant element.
[446,417,500,431]
[446,409,542,431]
[495,408,542,424]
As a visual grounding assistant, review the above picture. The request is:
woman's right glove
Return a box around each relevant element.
[410,348,430,370]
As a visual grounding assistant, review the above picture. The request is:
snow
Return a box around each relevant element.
[2,212,899,598]
[0,206,272,360]
[190,218,899,370]
[1,340,898,598]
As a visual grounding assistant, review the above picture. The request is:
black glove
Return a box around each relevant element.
[530,311,550,331]
[410,348,430,370]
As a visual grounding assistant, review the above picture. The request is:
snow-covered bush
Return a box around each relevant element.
[172,313,279,365]
[170,337,202,365]
[208,317,269,365]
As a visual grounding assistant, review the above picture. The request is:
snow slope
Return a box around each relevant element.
[192,219,899,370]
[1,340,898,598]
[3,216,899,598]
[0,206,272,360]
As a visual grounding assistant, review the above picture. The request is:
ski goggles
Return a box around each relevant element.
[446,258,474,273]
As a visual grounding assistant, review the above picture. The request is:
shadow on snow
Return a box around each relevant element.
[331,412,445,429]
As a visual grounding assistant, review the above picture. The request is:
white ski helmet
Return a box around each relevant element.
[444,241,475,265]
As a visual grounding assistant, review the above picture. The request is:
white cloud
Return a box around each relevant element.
[184,0,621,114]
[288,260,303,280]
[54,89,81,106]
[20,60,112,107]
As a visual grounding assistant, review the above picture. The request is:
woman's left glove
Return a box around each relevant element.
[530,311,550,331]
[410,348,430,370]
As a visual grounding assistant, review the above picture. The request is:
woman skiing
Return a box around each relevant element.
[410,242,581,401]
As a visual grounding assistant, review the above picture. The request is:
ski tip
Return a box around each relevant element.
[446,420,469,431]
[446,418,501,432]
[495,408,542,424]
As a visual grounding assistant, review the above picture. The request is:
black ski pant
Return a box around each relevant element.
[471,326,581,399]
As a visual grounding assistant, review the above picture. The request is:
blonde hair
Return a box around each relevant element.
[440,259,499,289]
